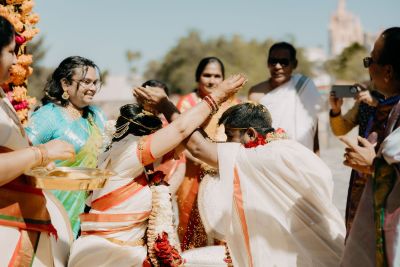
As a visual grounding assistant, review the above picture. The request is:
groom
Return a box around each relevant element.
[134,87,345,267]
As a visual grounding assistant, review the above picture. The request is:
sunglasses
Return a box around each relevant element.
[268,58,291,67]
[363,57,375,68]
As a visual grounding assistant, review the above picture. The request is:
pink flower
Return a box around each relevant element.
[15,35,26,45]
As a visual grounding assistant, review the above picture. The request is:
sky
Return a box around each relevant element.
[34,0,399,75]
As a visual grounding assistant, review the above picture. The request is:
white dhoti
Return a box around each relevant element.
[199,140,345,267]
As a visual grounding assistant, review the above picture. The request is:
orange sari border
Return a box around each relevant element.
[8,230,40,267]
[233,166,254,267]
[0,185,57,236]
[80,221,146,236]
[80,211,151,223]
[137,135,156,166]
[91,174,147,211]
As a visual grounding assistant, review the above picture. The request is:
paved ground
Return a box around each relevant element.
[320,139,352,217]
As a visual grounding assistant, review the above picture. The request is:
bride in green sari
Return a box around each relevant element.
[25,56,106,237]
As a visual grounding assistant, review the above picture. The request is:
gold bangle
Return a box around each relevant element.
[37,144,49,166]
[31,146,43,166]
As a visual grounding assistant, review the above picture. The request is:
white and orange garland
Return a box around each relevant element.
[147,171,184,267]
[0,0,39,125]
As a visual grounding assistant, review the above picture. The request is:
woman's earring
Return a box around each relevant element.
[62,91,69,100]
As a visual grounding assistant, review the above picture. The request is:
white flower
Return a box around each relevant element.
[101,119,116,151]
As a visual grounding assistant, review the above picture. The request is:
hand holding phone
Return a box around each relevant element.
[330,85,359,98]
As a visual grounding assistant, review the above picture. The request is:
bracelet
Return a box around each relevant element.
[31,146,43,166]
[329,109,341,117]
[37,144,49,166]
[203,95,219,115]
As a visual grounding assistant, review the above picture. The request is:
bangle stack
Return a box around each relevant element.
[31,146,43,166]
[203,95,219,115]
[38,144,49,166]
[31,145,49,166]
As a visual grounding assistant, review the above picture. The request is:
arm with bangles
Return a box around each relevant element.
[0,140,75,186]
[133,76,246,168]
[155,99,218,168]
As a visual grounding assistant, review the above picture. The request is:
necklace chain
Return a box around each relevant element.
[65,104,83,120]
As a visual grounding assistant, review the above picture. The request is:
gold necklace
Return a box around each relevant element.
[64,104,83,120]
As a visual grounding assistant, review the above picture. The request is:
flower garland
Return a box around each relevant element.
[146,171,184,267]
[244,128,288,148]
[0,0,39,125]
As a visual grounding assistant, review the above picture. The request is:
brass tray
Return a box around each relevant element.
[24,167,115,190]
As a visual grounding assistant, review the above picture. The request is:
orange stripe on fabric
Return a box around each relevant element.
[80,211,150,223]
[233,166,253,267]
[8,231,22,267]
[81,222,145,236]
[8,230,39,267]
[91,174,147,211]
[137,135,156,166]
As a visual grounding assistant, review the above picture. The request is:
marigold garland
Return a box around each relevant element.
[0,0,39,125]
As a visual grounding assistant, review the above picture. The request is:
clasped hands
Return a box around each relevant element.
[132,74,247,112]
[340,135,376,175]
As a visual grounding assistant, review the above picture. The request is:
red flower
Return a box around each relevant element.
[244,132,266,148]
[153,232,183,267]
[149,170,168,186]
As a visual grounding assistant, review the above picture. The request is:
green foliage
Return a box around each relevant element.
[27,36,52,101]
[144,30,313,95]
[324,42,369,82]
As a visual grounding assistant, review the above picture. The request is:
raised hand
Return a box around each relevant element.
[133,86,168,111]
[211,74,247,104]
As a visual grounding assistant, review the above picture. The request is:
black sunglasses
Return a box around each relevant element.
[363,57,374,68]
[268,57,290,67]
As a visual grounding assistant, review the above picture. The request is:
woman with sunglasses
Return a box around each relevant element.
[328,81,400,239]
[248,42,321,153]
[0,16,76,265]
[25,56,107,238]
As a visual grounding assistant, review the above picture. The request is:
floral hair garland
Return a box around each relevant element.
[244,128,287,148]
[0,0,40,125]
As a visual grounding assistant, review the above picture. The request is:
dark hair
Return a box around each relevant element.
[112,103,162,142]
[142,79,169,96]
[195,57,225,82]
[218,102,274,136]
[41,56,100,118]
[379,27,400,81]
[268,42,297,61]
[0,16,15,52]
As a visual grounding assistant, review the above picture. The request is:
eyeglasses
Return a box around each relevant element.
[72,78,102,90]
[268,57,291,67]
[363,57,374,68]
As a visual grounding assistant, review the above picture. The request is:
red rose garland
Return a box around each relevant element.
[244,128,288,148]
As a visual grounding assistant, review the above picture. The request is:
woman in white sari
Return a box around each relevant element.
[68,75,246,266]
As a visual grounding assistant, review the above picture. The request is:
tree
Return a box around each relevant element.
[27,36,52,101]
[126,50,142,85]
[324,42,369,82]
[144,30,313,95]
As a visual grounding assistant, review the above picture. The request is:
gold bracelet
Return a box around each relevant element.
[31,146,43,166]
[37,144,49,166]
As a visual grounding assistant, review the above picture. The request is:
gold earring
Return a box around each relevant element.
[62,91,69,100]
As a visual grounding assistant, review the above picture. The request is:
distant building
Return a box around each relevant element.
[329,0,364,56]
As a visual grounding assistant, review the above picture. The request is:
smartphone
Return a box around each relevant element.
[331,85,359,98]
